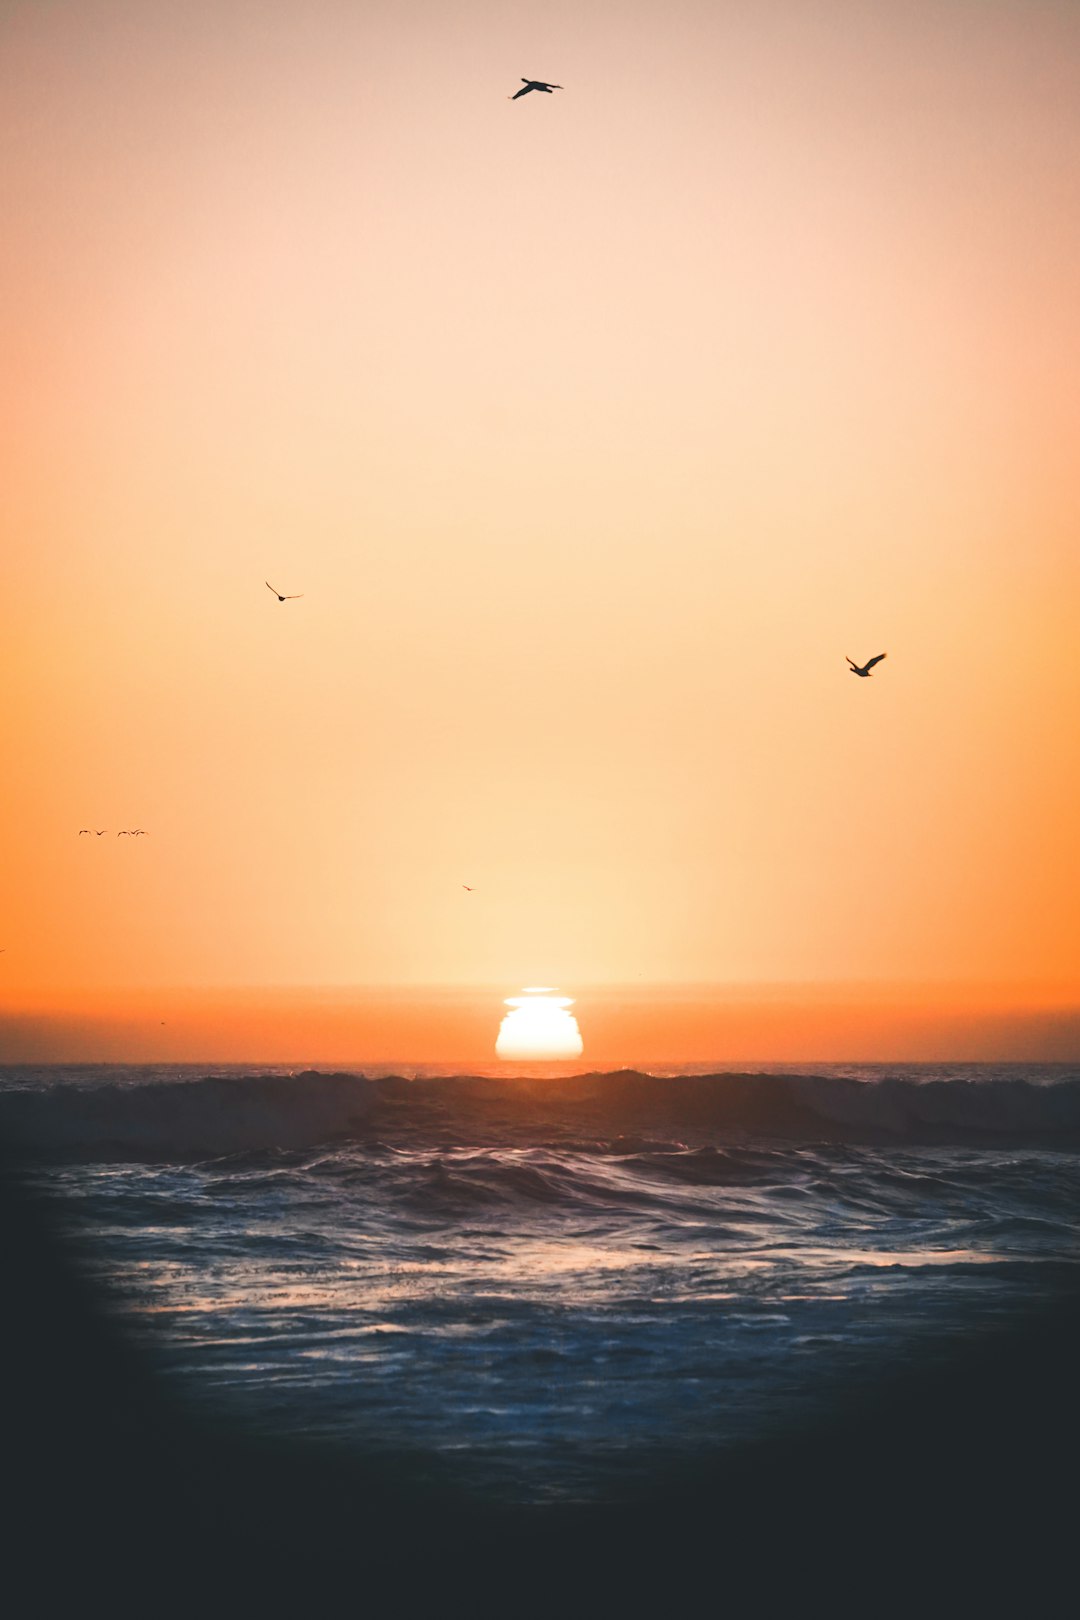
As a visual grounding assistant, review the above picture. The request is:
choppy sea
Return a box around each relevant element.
[3,1061,1078,1504]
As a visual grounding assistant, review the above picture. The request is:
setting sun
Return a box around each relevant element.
[496,988,584,1061]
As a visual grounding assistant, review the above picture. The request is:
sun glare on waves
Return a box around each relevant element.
[496,988,584,1061]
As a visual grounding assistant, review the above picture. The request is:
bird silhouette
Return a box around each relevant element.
[79,829,108,836]
[462,885,475,892]
[510,78,562,99]
[847,654,887,678]
[266,581,303,601]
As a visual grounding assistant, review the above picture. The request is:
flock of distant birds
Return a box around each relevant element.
[65,74,886,903]
[75,572,886,850]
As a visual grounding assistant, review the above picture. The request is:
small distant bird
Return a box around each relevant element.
[462,885,475,892]
[79,829,108,836]
[266,581,302,601]
[132,829,148,836]
[847,653,887,678]
[118,830,130,836]
[510,78,562,99]
[79,830,91,835]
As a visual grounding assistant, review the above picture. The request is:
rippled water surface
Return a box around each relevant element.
[11,1064,1080,1501]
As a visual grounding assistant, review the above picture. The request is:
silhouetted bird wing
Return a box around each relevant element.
[511,83,536,97]
[845,657,858,669]
[864,653,887,671]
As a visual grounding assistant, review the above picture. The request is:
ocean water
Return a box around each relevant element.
[3,1061,1079,1504]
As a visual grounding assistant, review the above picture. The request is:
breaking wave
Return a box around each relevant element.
[0,1071,376,1158]
[2,1067,1080,1161]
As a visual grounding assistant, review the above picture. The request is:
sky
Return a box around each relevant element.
[2,0,1079,1059]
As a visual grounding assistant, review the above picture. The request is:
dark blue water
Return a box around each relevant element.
[5,1063,1079,1502]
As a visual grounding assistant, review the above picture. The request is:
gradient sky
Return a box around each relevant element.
[3,1,1079,1056]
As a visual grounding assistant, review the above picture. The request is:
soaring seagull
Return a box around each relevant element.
[266,581,303,601]
[510,78,562,99]
[847,653,887,678]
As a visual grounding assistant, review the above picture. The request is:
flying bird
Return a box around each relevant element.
[79,829,108,836]
[510,79,562,99]
[847,653,887,678]
[462,885,475,892]
[266,581,303,601]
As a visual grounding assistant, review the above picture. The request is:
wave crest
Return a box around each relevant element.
[0,1071,375,1158]
[1,1069,1078,1161]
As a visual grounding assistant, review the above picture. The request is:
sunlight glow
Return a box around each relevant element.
[496,988,584,1061]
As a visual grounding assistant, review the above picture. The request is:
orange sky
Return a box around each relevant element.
[2,1,1079,1059]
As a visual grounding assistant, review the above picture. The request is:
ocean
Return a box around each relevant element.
[2,1061,1079,1508]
